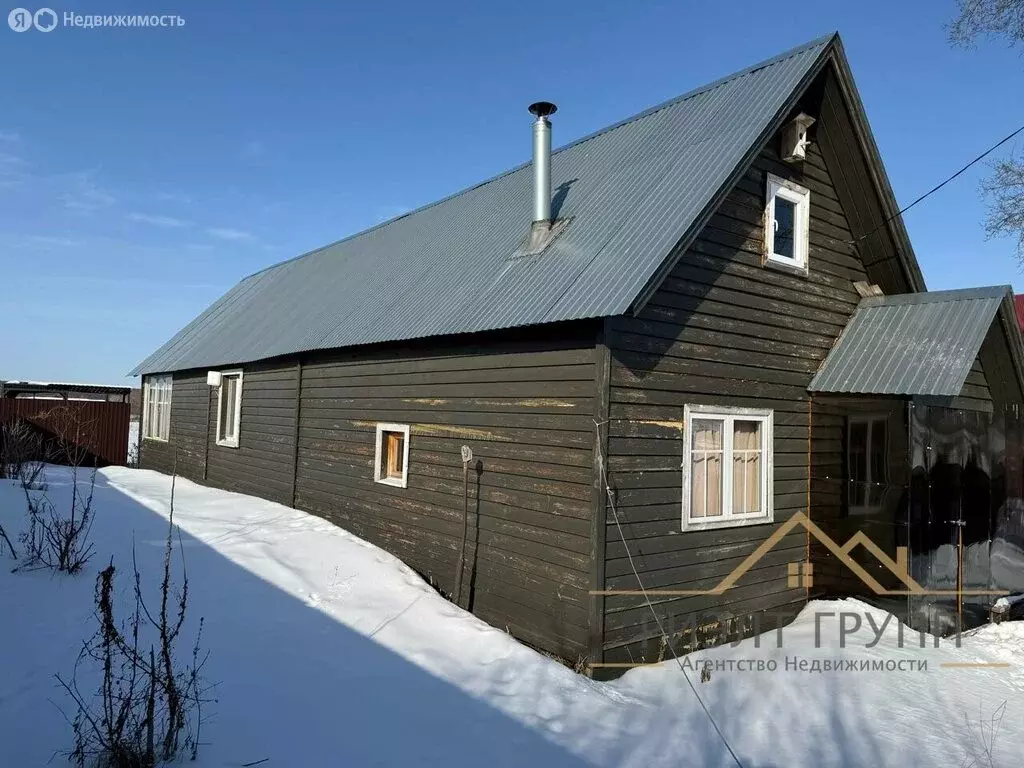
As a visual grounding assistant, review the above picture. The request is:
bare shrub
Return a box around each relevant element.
[961,700,1008,768]
[0,521,15,559]
[16,406,100,574]
[45,403,97,469]
[56,473,211,767]
[18,466,96,574]
[1,418,46,489]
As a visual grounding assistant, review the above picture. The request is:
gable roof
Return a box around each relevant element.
[808,286,1013,397]
[136,33,919,376]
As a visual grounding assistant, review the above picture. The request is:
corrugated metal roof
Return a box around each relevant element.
[809,287,1012,396]
[133,35,835,376]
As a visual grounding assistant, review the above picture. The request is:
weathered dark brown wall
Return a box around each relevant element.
[140,324,598,660]
[979,317,1024,410]
[595,81,919,665]
[206,361,299,506]
[139,371,207,482]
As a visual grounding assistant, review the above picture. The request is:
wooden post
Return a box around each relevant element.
[588,322,612,674]
[290,358,303,508]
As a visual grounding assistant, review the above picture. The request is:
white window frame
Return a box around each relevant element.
[215,369,243,448]
[142,374,172,442]
[764,173,810,273]
[847,415,888,516]
[374,423,411,489]
[682,404,774,532]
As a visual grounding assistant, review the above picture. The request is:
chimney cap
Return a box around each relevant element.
[528,101,558,118]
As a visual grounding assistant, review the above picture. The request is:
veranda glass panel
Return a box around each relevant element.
[849,420,868,507]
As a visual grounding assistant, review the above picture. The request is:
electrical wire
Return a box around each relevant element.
[849,121,1024,245]
[595,420,745,768]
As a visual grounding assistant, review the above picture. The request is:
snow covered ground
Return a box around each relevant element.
[2,467,1023,767]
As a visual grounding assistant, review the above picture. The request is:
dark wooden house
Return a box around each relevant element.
[134,34,1024,671]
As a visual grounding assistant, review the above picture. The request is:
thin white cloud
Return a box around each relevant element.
[0,131,19,142]
[128,212,191,228]
[42,273,223,291]
[60,171,115,212]
[207,227,254,242]
[22,234,84,248]
[154,191,193,205]
[0,152,28,189]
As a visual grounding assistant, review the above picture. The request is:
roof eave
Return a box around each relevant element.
[826,37,926,294]
[628,33,928,321]
[995,288,1024,399]
[627,34,840,317]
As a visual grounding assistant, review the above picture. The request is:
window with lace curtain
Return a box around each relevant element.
[682,405,773,531]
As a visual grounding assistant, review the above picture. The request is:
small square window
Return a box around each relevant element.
[374,423,410,488]
[683,405,773,531]
[215,370,243,448]
[765,173,810,273]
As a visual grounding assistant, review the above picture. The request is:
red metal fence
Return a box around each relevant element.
[0,399,130,466]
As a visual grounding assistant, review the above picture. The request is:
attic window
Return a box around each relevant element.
[374,423,410,488]
[764,174,809,273]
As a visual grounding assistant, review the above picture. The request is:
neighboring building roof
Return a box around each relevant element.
[133,35,844,376]
[808,287,1012,397]
[1014,294,1024,333]
[0,380,132,396]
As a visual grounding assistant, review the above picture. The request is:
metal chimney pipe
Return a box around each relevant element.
[528,101,557,223]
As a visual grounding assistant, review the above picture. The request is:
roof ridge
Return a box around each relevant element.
[862,285,1011,307]
[242,32,838,282]
[550,32,837,156]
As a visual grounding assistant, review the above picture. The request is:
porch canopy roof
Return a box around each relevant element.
[808,286,1014,397]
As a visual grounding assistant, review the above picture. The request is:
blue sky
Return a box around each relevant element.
[1,0,1022,386]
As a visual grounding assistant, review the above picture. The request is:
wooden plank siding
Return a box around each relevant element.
[598,128,881,665]
[815,68,913,295]
[140,327,599,661]
[293,335,597,659]
[206,361,298,506]
[139,370,207,483]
